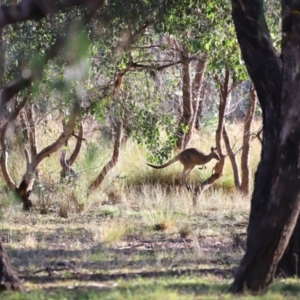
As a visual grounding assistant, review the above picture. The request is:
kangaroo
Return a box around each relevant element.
[147,147,220,191]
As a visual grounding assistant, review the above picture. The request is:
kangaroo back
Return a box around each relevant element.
[146,155,179,169]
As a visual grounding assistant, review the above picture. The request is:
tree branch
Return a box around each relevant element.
[68,123,84,166]
[36,101,80,165]
[0,97,28,192]
[0,0,104,111]
[0,0,98,30]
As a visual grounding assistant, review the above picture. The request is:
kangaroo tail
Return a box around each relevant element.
[146,155,179,169]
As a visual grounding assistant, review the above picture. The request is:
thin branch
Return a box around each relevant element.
[36,101,80,165]
[72,131,86,141]
[131,60,183,71]
[0,0,104,110]
[228,80,243,94]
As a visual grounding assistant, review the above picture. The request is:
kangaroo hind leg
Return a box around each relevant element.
[180,165,195,192]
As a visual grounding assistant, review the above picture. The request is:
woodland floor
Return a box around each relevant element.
[1,197,300,299]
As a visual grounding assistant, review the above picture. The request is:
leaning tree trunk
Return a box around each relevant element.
[222,82,256,193]
[0,100,80,210]
[88,119,123,193]
[18,103,79,210]
[192,72,227,205]
[230,0,300,294]
[0,239,25,292]
[217,70,241,190]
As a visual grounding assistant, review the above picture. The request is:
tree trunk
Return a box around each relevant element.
[1,100,80,210]
[230,0,300,294]
[193,72,227,205]
[240,83,256,194]
[193,155,225,206]
[276,219,300,277]
[223,126,241,189]
[195,99,203,130]
[183,59,206,147]
[26,104,41,181]
[0,98,28,198]
[60,122,83,180]
[17,175,34,211]
[0,239,25,292]
[176,46,192,150]
[88,119,123,193]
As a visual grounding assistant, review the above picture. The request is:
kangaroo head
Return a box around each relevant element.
[210,147,220,161]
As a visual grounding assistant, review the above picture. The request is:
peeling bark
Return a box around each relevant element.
[25,104,40,181]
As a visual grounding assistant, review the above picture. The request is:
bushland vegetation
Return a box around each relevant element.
[0,0,299,298]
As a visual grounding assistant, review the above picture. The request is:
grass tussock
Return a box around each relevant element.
[0,120,274,299]
[85,220,131,246]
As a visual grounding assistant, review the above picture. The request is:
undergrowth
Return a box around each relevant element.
[0,120,284,299]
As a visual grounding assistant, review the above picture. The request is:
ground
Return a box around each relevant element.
[1,189,300,299]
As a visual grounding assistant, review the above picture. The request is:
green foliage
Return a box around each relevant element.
[91,97,111,123]
[197,1,248,81]
[264,0,281,50]
[126,103,177,164]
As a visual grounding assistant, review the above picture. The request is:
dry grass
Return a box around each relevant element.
[0,116,262,215]
[85,220,131,245]
[0,186,248,298]
[0,119,267,298]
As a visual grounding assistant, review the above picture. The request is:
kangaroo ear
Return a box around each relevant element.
[211,146,214,151]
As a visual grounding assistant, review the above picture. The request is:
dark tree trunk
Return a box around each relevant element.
[0,239,25,292]
[277,219,300,277]
[230,0,300,294]
[17,178,34,211]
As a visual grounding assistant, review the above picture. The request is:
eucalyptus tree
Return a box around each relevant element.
[0,10,91,210]
[97,1,255,196]
[85,0,214,188]
[0,0,213,290]
[0,0,105,291]
[230,0,300,293]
